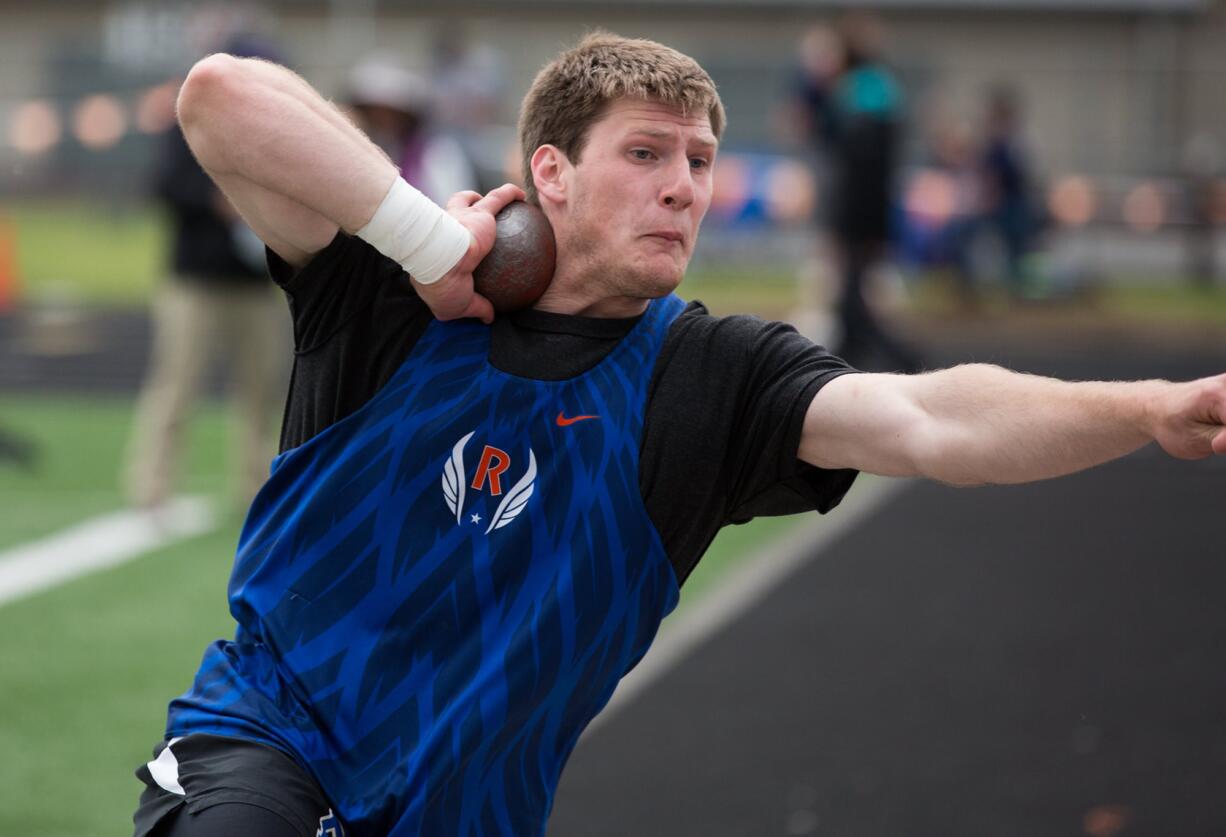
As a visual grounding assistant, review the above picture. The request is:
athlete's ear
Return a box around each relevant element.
[530,144,569,208]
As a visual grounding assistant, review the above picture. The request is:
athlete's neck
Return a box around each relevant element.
[530,289,650,319]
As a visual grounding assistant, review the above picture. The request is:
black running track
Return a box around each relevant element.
[549,336,1226,837]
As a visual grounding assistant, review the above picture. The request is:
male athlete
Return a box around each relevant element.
[133,33,1226,837]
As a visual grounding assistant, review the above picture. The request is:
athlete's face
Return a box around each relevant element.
[533,98,717,315]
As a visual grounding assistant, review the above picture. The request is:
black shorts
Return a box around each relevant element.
[132,734,343,837]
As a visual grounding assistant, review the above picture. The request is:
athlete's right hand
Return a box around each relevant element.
[411,183,526,324]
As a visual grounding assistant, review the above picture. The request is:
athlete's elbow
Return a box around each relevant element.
[177,54,248,165]
[179,54,241,122]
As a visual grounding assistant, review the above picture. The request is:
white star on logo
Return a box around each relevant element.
[470,513,482,524]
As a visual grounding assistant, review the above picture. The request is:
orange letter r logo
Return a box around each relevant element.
[471,446,511,496]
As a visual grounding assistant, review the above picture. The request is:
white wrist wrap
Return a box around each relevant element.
[356,177,473,284]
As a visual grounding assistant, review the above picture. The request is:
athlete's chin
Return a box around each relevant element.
[628,256,687,298]
[627,273,682,300]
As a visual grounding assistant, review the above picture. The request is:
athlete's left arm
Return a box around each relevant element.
[799,365,1226,487]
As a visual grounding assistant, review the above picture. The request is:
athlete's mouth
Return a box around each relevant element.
[644,231,685,245]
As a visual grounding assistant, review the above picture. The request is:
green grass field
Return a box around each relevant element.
[0,396,236,833]
[0,527,240,836]
[0,397,231,549]
[3,201,166,304]
[0,394,804,835]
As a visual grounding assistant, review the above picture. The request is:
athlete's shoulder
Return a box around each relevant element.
[663,300,818,358]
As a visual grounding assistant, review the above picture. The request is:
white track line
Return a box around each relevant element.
[0,496,217,607]
[589,476,911,733]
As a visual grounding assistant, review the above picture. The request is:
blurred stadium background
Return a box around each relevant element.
[0,1,1223,835]
[4,0,1226,295]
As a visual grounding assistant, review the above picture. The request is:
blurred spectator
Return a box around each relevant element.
[429,28,513,192]
[929,118,986,305]
[792,26,845,161]
[787,25,847,343]
[345,57,478,204]
[124,35,290,512]
[981,85,1039,296]
[430,26,507,133]
[824,13,924,373]
[1181,132,1221,288]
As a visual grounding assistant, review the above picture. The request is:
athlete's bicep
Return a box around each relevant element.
[799,371,928,477]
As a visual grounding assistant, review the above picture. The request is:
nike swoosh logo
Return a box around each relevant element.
[556,411,600,427]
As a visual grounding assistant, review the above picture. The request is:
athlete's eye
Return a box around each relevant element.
[630,148,655,161]
[689,157,710,171]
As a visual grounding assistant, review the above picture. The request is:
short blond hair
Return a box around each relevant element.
[518,32,726,204]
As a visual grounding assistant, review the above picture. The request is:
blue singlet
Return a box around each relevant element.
[166,294,688,835]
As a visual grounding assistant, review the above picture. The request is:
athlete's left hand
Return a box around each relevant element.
[1150,372,1226,459]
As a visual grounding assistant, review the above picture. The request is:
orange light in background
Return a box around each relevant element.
[764,159,816,223]
[73,94,127,150]
[9,99,61,156]
[1048,176,1096,227]
[1121,181,1166,233]
[904,168,957,228]
[711,154,751,216]
[136,81,180,134]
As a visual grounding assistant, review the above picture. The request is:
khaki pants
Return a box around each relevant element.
[125,279,289,510]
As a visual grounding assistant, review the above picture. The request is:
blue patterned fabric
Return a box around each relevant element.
[166,294,688,835]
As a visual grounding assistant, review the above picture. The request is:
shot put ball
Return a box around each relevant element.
[473,201,556,313]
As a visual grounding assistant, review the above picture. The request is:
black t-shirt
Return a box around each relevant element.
[271,233,858,586]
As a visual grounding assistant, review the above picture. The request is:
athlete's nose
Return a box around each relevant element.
[660,157,695,210]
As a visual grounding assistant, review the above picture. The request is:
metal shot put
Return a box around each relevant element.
[473,201,556,312]
[131,31,1226,837]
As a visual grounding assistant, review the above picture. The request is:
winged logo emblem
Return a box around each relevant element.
[483,450,536,534]
[441,431,473,524]
[441,431,536,534]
